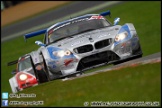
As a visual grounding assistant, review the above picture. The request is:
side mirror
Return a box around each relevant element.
[35,41,46,47]
[11,69,16,75]
[114,17,120,25]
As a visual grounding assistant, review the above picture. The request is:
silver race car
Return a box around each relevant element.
[24,10,142,81]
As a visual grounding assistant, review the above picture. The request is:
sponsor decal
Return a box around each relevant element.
[64,59,73,66]
[53,22,71,31]
[64,58,78,67]
[48,61,58,68]
[98,34,107,38]
[89,16,104,20]
[131,37,138,47]
[26,77,35,82]
[121,42,126,48]
[71,40,84,46]
[48,29,53,35]
[119,44,131,55]
[48,29,53,38]
[71,18,89,23]
[35,58,37,62]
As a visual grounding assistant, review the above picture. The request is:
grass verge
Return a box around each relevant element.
[9,62,161,107]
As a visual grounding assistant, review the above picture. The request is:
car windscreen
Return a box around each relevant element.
[47,15,111,43]
[18,57,32,71]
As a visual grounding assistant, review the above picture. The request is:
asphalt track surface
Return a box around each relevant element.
[2,1,125,42]
[62,52,161,81]
[1,1,112,38]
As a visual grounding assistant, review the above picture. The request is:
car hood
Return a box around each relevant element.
[47,25,121,50]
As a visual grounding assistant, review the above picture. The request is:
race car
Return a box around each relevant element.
[8,54,48,93]
[23,10,143,81]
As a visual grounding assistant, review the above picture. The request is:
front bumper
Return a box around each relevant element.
[47,36,142,78]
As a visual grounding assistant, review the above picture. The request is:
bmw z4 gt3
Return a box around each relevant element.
[24,10,142,81]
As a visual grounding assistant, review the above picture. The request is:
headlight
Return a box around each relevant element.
[64,50,71,56]
[115,32,128,42]
[19,74,27,81]
[53,50,71,57]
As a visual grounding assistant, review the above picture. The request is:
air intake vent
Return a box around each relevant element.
[74,44,93,54]
[95,38,112,49]
[77,51,120,71]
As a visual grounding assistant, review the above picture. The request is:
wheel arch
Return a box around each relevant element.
[29,51,49,83]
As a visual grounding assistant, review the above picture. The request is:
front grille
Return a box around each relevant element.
[77,51,120,71]
[74,44,93,54]
[95,39,112,49]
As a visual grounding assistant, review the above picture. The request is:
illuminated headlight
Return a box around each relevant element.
[53,50,71,57]
[115,32,128,42]
[19,74,27,81]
